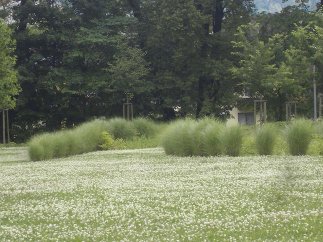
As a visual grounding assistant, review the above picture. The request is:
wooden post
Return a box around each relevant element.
[2,110,6,144]
[123,104,125,120]
[264,101,267,122]
[254,100,267,125]
[294,103,297,117]
[6,110,10,143]
[320,97,322,118]
[286,102,297,121]
[131,104,134,121]
[319,94,323,119]
[254,101,257,126]
[260,101,263,123]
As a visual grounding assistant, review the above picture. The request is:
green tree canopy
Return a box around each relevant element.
[0,20,19,110]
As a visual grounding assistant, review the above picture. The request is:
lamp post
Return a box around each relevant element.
[313,65,317,121]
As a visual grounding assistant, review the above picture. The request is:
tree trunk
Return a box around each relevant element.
[127,0,146,48]
[17,0,29,32]
[196,77,206,118]
[195,0,225,118]
[213,0,224,33]
[196,22,210,119]
[127,0,143,21]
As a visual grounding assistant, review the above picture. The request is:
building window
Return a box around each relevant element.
[238,112,254,125]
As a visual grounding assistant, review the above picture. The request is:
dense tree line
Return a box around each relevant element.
[0,0,322,141]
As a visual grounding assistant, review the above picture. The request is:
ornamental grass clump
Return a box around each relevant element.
[28,119,109,161]
[221,125,243,157]
[99,131,115,150]
[255,124,277,155]
[28,135,46,161]
[192,118,217,156]
[202,121,224,156]
[107,118,137,140]
[133,118,158,138]
[285,119,313,156]
[161,119,196,156]
[161,118,225,157]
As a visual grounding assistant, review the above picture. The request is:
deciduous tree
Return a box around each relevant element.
[0,20,19,110]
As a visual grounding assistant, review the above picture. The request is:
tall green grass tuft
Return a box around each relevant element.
[28,135,46,161]
[285,119,313,156]
[255,125,277,155]
[161,118,225,157]
[161,119,196,157]
[28,119,109,161]
[221,125,243,156]
[192,118,216,156]
[107,118,137,140]
[202,121,224,156]
[133,118,158,138]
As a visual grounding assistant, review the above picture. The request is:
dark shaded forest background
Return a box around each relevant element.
[0,0,323,142]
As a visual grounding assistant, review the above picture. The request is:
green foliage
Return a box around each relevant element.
[28,120,109,161]
[192,118,216,156]
[133,118,158,138]
[12,0,149,139]
[121,137,159,150]
[221,126,243,157]
[283,24,323,91]
[231,23,304,120]
[161,119,196,157]
[161,118,225,157]
[28,136,45,161]
[273,135,288,155]
[109,47,150,94]
[285,119,313,155]
[314,120,323,138]
[307,135,323,156]
[202,121,224,156]
[256,125,277,155]
[99,131,115,150]
[107,118,137,140]
[0,20,20,109]
[9,0,323,143]
[28,117,164,160]
[232,24,278,95]
[241,135,257,156]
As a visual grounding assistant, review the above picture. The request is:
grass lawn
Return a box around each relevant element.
[0,147,322,241]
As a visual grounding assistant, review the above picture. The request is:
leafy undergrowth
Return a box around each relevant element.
[0,148,322,241]
[28,118,161,161]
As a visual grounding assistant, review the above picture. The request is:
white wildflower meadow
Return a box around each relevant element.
[0,147,322,241]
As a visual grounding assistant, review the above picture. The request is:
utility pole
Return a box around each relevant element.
[314,65,317,121]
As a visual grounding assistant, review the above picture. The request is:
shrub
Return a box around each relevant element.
[161,119,196,156]
[161,118,225,157]
[192,118,216,156]
[107,118,137,140]
[133,118,158,138]
[28,119,109,161]
[72,119,109,153]
[255,125,277,155]
[273,135,288,155]
[241,135,257,156]
[285,119,313,156]
[28,136,46,161]
[99,131,115,150]
[202,121,224,156]
[314,120,323,138]
[121,137,160,149]
[308,135,323,156]
[221,125,243,156]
